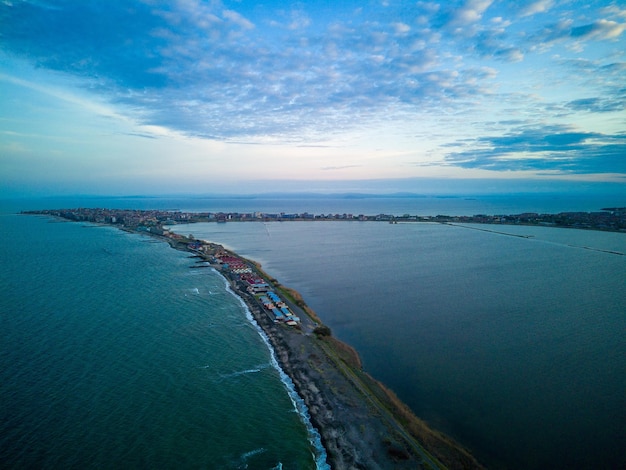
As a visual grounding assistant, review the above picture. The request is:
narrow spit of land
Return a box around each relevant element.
[23,206,626,232]
[25,208,489,469]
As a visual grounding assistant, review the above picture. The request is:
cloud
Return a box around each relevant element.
[520,0,554,18]
[1,0,624,182]
[565,97,626,113]
[444,125,626,174]
[447,0,494,27]
[494,47,524,62]
[551,59,626,114]
[471,29,525,62]
[570,20,626,40]
[0,1,525,142]
[322,165,362,171]
[270,10,311,31]
[94,3,501,140]
[392,22,411,35]
[530,17,626,51]
[222,9,254,30]
[601,5,626,20]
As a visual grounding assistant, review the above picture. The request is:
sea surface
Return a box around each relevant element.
[2,194,625,470]
[0,201,325,469]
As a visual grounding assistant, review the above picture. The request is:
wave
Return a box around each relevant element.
[241,447,266,460]
[218,363,270,380]
[234,447,266,469]
[219,274,330,470]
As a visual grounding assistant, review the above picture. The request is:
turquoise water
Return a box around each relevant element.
[173,219,626,470]
[0,209,321,469]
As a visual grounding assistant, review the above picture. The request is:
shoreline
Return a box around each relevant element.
[162,230,439,468]
[225,275,329,469]
[176,234,483,469]
[26,210,484,469]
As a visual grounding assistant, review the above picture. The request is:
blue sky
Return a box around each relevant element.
[1,0,625,196]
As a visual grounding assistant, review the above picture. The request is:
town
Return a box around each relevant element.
[24,206,626,232]
[206,249,303,327]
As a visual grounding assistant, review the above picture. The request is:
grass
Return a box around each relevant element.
[323,336,362,370]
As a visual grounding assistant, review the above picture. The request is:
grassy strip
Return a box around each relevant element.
[315,334,482,470]
[315,337,446,469]
[361,373,480,469]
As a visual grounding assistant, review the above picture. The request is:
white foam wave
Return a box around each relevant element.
[241,447,266,460]
[219,367,261,379]
[234,447,267,469]
[219,274,330,470]
[218,363,271,379]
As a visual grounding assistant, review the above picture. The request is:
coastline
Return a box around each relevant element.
[124,227,483,468]
[25,210,484,469]
[25,211,483,469]
[225,276,329,469]
[22,209,624,468]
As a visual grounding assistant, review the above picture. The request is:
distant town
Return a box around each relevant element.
[24,206,626,233]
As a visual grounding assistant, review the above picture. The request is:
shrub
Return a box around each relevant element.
[313,325,332,337]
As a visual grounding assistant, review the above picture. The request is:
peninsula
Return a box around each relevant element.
[25,207,487,469]
[24,206,626,232]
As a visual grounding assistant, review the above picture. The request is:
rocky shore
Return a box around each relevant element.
[26,209,484,469]
[217,250,483,470]
[135,229,483,469]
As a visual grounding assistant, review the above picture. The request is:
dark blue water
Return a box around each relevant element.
[172,219,626,470]
[0,207,323,469]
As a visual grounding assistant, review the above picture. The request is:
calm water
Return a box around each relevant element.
[172,218,626,470]
[2,195,625,470]
[6,191,624,216]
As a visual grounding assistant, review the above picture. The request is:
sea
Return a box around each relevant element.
[1,194,625,470]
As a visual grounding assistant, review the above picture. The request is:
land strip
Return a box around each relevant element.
[25,208,485,469]
[23,206,626,233]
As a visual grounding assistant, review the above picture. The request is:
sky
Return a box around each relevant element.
[1,0,625,196]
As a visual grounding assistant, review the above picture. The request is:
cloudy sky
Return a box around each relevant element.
[1,0,625,196]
